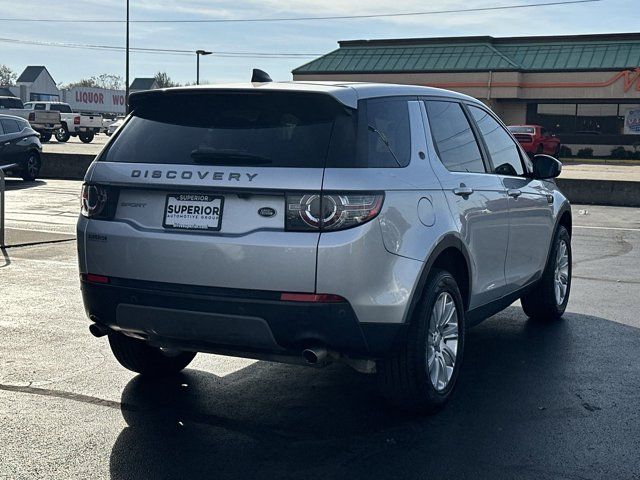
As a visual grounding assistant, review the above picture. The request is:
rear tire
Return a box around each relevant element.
[521,225,571,321]
[79,132,95,143]
[377,269,465,414]
[108,332,196,376]
[21,152,40,181]
[55,125,70,142]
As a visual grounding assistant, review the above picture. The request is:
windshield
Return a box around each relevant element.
[102,92,357,168]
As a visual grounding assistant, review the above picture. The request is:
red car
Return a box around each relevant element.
[508,125,561,157]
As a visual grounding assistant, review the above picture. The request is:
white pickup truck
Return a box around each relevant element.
[0,96,62,142]
[23,101,103,144]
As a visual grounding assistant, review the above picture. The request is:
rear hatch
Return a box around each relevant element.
[83,89,356,293]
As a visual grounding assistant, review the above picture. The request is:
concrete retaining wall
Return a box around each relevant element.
[40,153,94,180]
[40,153,640,207]
[556,178,640,208]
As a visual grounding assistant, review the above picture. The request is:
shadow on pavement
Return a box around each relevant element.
[110,307,640,480]
[3,179,47,191]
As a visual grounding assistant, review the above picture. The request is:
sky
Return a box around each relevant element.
[0,0,637,88]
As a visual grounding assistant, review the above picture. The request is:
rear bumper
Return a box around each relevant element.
[81,278,403,359]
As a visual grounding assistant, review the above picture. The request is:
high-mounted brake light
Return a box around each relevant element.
[286,192,384,232]
[280,293,345,303]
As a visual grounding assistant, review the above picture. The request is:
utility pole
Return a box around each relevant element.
[125,0,130,113]
[196,50,212,85]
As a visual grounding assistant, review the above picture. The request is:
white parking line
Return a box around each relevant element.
[574,225,640,233]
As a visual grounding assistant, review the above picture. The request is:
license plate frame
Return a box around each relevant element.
[162,193,224,232]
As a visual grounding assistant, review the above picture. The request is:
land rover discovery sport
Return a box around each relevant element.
[78,81,572,413]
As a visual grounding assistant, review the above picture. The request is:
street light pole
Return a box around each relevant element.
[125,0,130,113]
[195,50,212,85]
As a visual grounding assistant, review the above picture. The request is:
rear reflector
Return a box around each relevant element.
[85,273,110,284]
[280,293,345,303]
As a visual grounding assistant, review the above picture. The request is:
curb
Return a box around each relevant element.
[40,153,95,180]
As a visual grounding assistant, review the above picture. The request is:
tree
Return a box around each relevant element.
[0,65,17,86]
[63,73,123,90]
[154,71,180,88]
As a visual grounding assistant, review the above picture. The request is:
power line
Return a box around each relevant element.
[0,37,321,58]
[0,0,602,24]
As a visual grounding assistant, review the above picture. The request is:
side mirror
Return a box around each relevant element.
[532,154,562,180]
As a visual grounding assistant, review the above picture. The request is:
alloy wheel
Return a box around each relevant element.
[554,240,570,305]
[427,292,459,391]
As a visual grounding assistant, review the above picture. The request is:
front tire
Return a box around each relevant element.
[377,269,465,414]
[108,332,196,376]
[521,225,571,321]
[79,132,95,143]
[21,152,41,181]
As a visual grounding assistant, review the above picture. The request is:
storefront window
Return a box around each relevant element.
[528,103,639,143]
[576,104,621,135]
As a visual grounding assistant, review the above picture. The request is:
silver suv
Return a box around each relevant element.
[78,81,572,413]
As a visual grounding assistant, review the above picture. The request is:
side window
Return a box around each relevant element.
[34,103,47,110]
[424,100,486,173]
[469,105,524,177]
[24,103,33,109]
[1,119,21,134]
[0,122,4,135]
[364,98,411,167]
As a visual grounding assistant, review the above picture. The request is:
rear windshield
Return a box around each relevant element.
[508,126,535,134]
[101,92,357,168]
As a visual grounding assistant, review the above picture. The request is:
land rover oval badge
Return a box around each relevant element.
[258,207,277,218]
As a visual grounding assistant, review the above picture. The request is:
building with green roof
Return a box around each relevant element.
[293,33,640,156]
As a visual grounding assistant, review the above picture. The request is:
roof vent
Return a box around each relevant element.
[251,69,273,83]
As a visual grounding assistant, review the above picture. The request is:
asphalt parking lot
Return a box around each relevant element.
[1,180,639,479]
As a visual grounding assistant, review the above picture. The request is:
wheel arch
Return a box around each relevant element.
[402,235,472,325]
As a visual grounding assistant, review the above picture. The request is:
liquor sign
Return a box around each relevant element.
[63,87,126,114]
[623,107,640,135]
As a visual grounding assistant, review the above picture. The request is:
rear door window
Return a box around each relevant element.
[50,104,73,113]
[1,119,21,134]
[468,105,524,176]
[102,92,357,168]
[424,100,486,173]
[34,103,47,110]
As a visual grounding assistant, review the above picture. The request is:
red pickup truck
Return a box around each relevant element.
[508,125,561,157]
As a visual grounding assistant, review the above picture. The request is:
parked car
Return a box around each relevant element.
[78,81,572,413]
[105,117,124,136]
[0,114,42,181]
[508,125,561,157]
[0,96,61,142]
[23,102,102,143]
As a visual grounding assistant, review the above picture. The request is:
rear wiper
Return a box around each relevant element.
[368,125,403,168]
[190,148,272,165]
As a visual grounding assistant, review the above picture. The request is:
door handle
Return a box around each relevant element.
[507,189,522,198]
[453,187,474,197]
[3,141,10,146]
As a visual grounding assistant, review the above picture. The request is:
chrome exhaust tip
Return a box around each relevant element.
[302,347,328,365]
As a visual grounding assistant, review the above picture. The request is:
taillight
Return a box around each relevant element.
[286,192,384,232]
[81,184,117,219]
[28,112,35,121]
[74,116,80,125]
